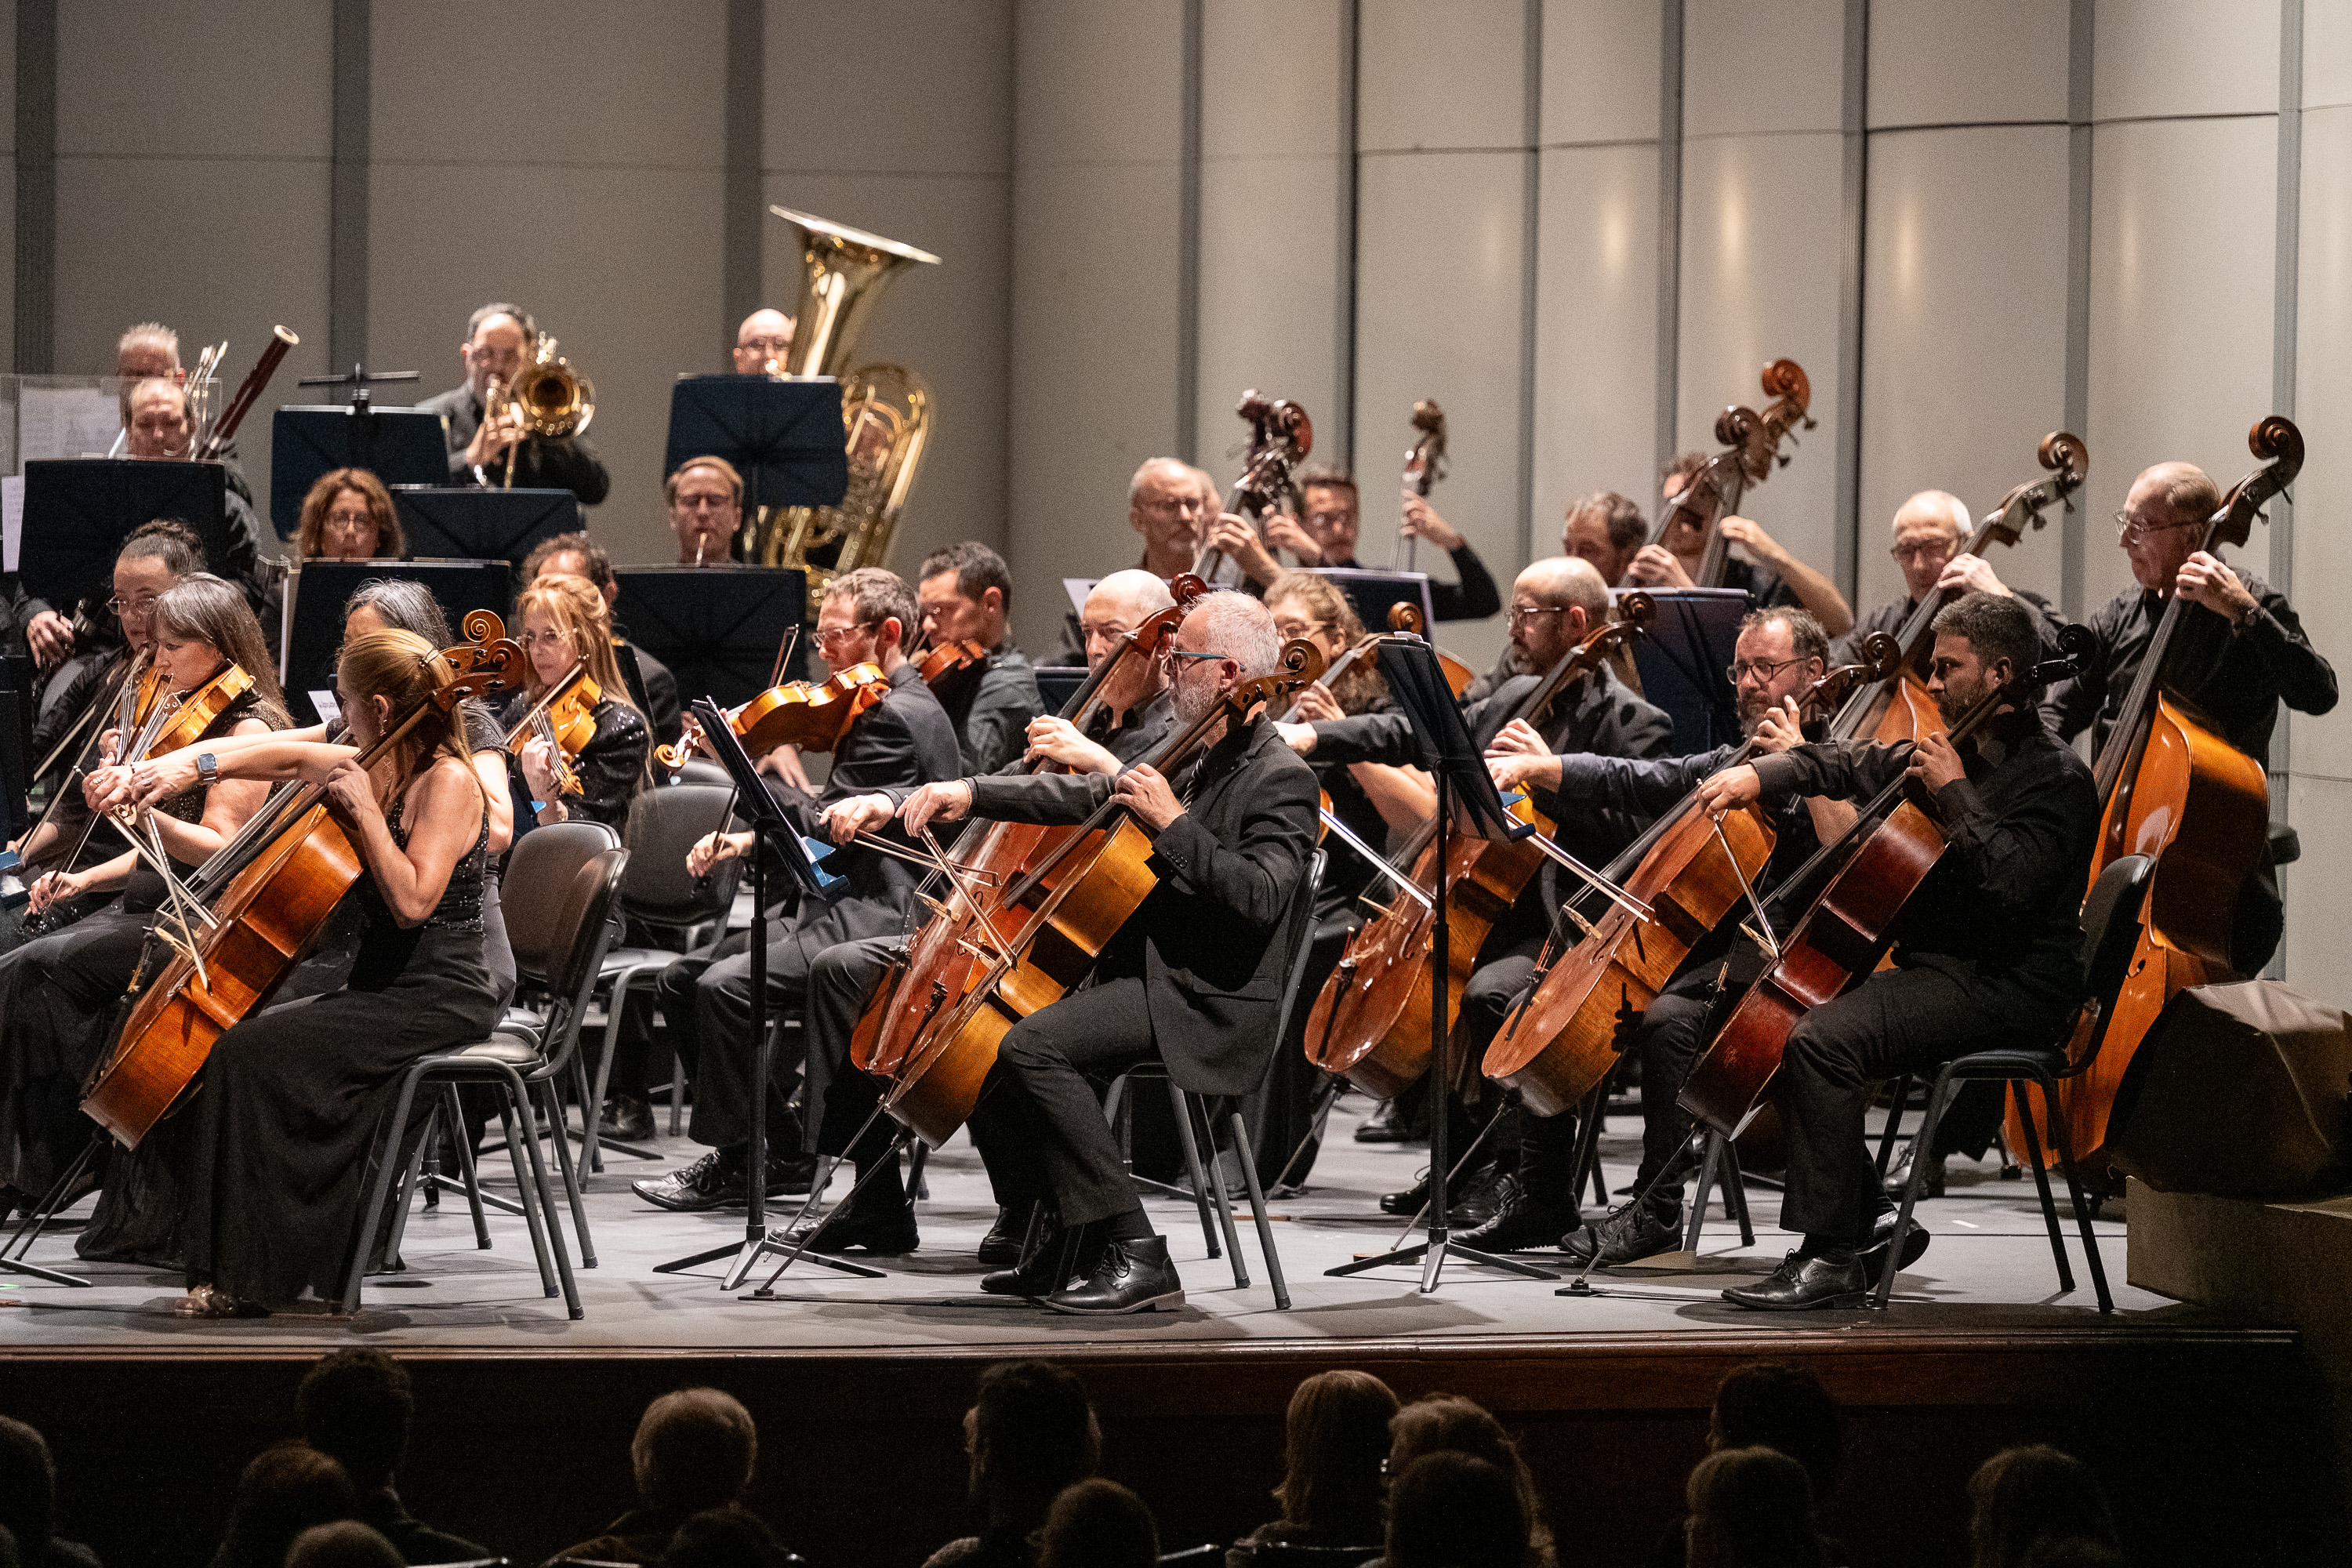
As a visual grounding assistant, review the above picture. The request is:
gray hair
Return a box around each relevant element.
[343,579,454,646]
[118,321,180,365]
[1930,590,2038,681]
[464,302,536,344]
[1189,589,1281,678]
[1128,457,1193,505]
[1893,489,1971,538]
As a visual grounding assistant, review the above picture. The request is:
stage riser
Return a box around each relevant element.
[5,1333,2332,1568]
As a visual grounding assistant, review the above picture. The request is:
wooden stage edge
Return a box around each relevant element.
[9,1319,2346,1568]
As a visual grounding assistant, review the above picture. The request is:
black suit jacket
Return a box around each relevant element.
[970,714,1320,1096]
[415,384,612,505]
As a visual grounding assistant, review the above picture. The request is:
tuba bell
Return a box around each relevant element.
[746,208,941,608]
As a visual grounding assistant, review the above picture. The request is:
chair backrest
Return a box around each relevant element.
[532,847,630,1078]
[620,781,743,928]
[500,820,620,985]
[2067,853,2154,1072]
[670,758,731,789]
[1254,849,1328,1094]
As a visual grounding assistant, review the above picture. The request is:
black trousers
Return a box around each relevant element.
[659,928,814,1150]
[1776,959,2074,1243]
[966,978,1158,1229]
[801,935,905,1165]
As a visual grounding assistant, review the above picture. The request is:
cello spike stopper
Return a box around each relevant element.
[1556,1278,1595,1297]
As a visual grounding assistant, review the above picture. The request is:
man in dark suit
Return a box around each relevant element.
[916,540,1044,775]
[413,303,610,505]
[890,590,1320,1314]
[630,568,960,1211]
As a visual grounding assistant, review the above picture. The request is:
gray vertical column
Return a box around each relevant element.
[1335,0,1358,472]
[12,0,53,375]
[1832,0,1867,605]
[328,0,370,372]
[1177,0,1203,461]
[2060,0,2095,622]
[2267,0,2304,978]
[1515,0,1541,567]
[1653,0,1682,478]
[722,0,764,354]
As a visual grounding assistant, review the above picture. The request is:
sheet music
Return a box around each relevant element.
[1,475,20,572]
[19,387,122,464]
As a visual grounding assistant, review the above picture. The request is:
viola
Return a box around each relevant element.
[82,640,527,1148]
[1303,595,1656,1098]
[913,636,990,709]
[2018,416,2299,1185]
[1831,431,2085,746]
[1193,391,1312,580]
[524,671,602,797]
[1657,360,1816,588]
[657,662,891,777]
[1386,601,1475,697]
[1483,635,1903,1116]
[1675,627,2096,1138]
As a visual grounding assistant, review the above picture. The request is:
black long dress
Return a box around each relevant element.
[167,788,497,1308]
[0,688,281,1203]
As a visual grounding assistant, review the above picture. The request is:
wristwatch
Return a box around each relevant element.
[195,752,219,786]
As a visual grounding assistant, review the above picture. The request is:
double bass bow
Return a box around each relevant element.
[1193,391,1312,580]
[1484,633,1904,1117]
[2020,416,2299,1182]
[1675,626,2096,1138]
[1656,360,1816,587]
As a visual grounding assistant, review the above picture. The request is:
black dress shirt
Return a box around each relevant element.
[414,383,612,505]
[1555,735,1824,902]
[938,642,1045,775]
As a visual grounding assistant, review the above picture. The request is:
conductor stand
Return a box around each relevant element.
[1327,637,1557,1291]
[651,699,881,1285]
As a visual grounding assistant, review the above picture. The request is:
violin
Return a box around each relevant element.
[1676,627,2096,1139]
[1303,596,1656,1098]
[1391,400,1449,572]
[2018,416,2298,1185]
[913,636,990,708]
[83,638,527,1148]
[1832,432,2085,746]
[1484,635,1904,1116]
[657,663,891,778]
[1193,390,1312,579]
[1657,360,1816,588]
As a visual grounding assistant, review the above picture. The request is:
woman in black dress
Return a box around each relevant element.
[89,627,499,1316]
[0,573,288,1212]
[503,574,649,834]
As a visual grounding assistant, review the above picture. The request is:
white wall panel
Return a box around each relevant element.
[1356,0,1526,152]
[2093,0,2280,122]
[1354,151,1524,672]
[2289,103,2352,784]
[765,1,1012,176]
[2083,114,2277,613]
[2310,0,2352,111]
[1532,141,1659,545]
[2282,775,2352,1011]
[1857,125,2071,620]
[1674,131,1843,578]
[1682,0,1842,139]
[1541,0,1659,146]
[1866,0,2068,129]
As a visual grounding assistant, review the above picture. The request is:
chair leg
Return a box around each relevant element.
[1874,1069,1956,1311]
[1683,1133,1723,1254]
[379,1123,433,1272]
[492,1084,561,1298]
[1230,1111,1290,1309]
[669,1050,685,1137]
[339,1070,427,1314]
[907,1141,930,1203]
[536,1078,597,1269]
[1719,1137,1755,1247]
[1875,1073,1913,1177]
[1190,1090,1249,1290]
[1165,1080,1239,1277]
[1566,1083,1610,1214]
[501,1066,582,1319]
[441,1084,512,1234]
[2008,1080,2077,1294]
[2035,1074,2113,1313]
[1271,1073,1345,1196]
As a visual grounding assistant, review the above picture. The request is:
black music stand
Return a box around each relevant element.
[270,405,447,539]
[1624,587,1747,754]
[651,699,882,1287]
[1307,568,1436,634]
[391,487,580,573]
[664,377,848,517]
[18,460,230,618]
[1326,636,1559,1291]
[281,560,514,725]
[612,565,808,701]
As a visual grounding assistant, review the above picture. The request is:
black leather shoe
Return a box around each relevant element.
[978,1202,1039,1267]
[632,1149,743,1211]
[981,1219,1099,1298]
[1722,1250,1870,1311]
[1379,1162,1501,1225]
[1354,1098,1413,1143]
[598,1094,655,1142]
[1862,1212,1931,1282]
[766,1154,818,1198]
[1043,1236,1186,1316]
[1562,1200,1684,1266]
[1882,1142,1946,1199]
[771,1199,917,1256]
[1453,1175,1578,1253]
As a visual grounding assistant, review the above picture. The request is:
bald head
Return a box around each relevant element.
[1889,489,1971,601]
[733,309,796,374]
[1129,458,1210,572]
[1080,569,1176,672]
[1507,557,1611,675]
[1516,557,1610,618]
[2122,461,2222,590]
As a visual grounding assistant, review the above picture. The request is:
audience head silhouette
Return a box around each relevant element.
[1387,1395,1553,1567]
[214,1444,359,1568]
[1273,1369,1398,1540]
[635,1389,760,1516]
[1709,1362,1844,1502]
[0,1417,65,1560]
[297,1349,415,1494]
[1968,1446,2120,1568]
[285,1520,405,1568]
[1036,1479,1157,1568]
[659,1506,786,1568]
[969,1359,1101,1517]
[1684,1446,1828,1568]
[1385,1452,1529,1568]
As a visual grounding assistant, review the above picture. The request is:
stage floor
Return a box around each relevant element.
[0,1093,2184,1350]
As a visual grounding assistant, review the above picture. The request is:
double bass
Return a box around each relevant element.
[1303,597,1655,1099]
[1484,634,1903,1116]
[1193,391,1312,581]
[1391,400,1448,572]
[2020,416,2299,1181]
[1658,360,1817,587]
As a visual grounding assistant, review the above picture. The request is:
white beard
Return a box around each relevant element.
[1173,676,1218,728]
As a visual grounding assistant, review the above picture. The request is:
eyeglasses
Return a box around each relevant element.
[1140,493,1207,514]
[107,595,162,618]
[1508,604,1573,626]
[1272,620,1330,641]
[1889,540,1951,563]
[2114,510,2197,543]
[517,630,572,651]
[325,510,374,529]
[675,494,736,512]
[1166,648,1225,668]
[1727,655,1806,685]
[813,622,876,652]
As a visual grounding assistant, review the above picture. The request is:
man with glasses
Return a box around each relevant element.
[664,456,746,566]
[1830,490,2062,672]
[416,302,611,505]
[630,567,962,1214]
[1626,453,1853,639]
[1258,466,1501,622]
[2044,460,2336,973]
[731,308,796,375]
[1279,558,1672,1226]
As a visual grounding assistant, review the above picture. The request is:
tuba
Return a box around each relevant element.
[746,208,941,610]
[503,334,595,488]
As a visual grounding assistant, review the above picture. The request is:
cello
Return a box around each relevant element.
[1675,628,2096,1138]
[1831,431,2085,745]
[1303,596,1656,1099]
[1484,634,1904,1116]
[1657,360,1817,587]
[1193,390,1312,581]
[2019,416,2299,1181]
